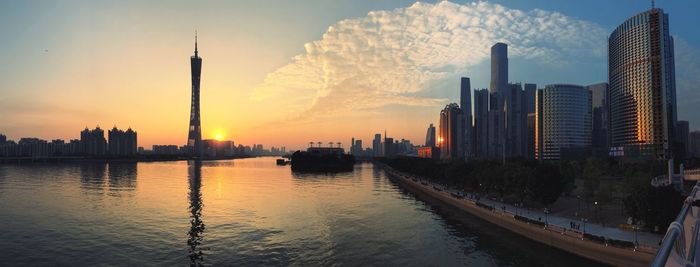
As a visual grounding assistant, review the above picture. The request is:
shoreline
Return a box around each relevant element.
[0,155,258,164]
[379,163,655,267]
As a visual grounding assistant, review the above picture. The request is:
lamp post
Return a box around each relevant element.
[594,201,598,223]
[634,225,639,250]
[576,195,581,217]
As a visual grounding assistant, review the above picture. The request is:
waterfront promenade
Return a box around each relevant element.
[380,163,660,266]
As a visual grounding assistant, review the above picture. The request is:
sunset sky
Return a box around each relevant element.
[1,0,699,150]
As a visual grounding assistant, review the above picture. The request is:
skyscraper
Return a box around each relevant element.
[460,77,473,158]
[490,43,508,95]
[535,89,543,160]
[425,123,436,147]
[677,120,689,159]
[542,84,592,160]
[187,32,203,157]
[473,89,489,157]
[504,83,525,157]
[609,8,677,159]
[373,133,382,157]
[587,83,609,151]
[488,43,508,159]
[80,126,107,156]
[439,103,465,160]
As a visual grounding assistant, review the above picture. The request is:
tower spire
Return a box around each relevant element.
[194,30,198,57]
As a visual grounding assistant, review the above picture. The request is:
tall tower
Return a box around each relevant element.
[460,77,473,158]
[188,31,203,156]
[608,7,677,159]
[490,43,508,96]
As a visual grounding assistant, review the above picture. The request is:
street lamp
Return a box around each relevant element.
[594,201,598,223]
[634,225,639,250]
[576,195,581,217]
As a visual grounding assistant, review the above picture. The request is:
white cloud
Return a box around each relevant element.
[250,1,609,121]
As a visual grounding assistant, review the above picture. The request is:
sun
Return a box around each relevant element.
[214,132,224,141]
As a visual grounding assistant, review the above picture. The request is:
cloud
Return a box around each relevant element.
[250,1,609,122]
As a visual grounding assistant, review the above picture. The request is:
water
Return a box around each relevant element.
[0,158,602,266]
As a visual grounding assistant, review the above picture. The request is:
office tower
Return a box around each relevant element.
[473,89,489,157]
[353,139,363,157]
[504,83,525,157]
[425,123,436,147]
[542,84,592,160]
[524,83,537,159]
[488,43,508,159]
[677,121,689,159]
[439,103,465,160]
[188,32,203,157]
[490,43,508,95]
[384,136,395,158]
[524,83,537,113]
[690,131,700,158]
[609,8,677,159]
[460,77,473,158]
[587,83,609,151]
[0,134,6,144]
[80,126,107,156]
[535,89,544,160]
[373,133,381,157]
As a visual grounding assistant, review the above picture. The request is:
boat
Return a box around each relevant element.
[290,147,355,172]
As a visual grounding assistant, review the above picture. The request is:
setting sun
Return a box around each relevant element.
[214,132,224,141]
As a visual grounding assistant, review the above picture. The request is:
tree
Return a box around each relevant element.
[583,158,603,198]
[528,163,565,206]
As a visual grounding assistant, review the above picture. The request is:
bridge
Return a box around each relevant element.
[652,180,700,266]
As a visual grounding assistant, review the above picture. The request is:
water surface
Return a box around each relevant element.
[0,158,601,266]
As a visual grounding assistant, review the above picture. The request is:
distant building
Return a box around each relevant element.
[690,131,700,158]
[490,43,508,95]
[504,83,526,158]
[461,77,473,158]
[0,134,6,144]
[203,139,234,157]
[527,113,536,159]
[372,133,382,157]
[108,126,137,156]
[542,84,592,160]
[384,136,395,158]
[439,103,465,160]
[187,32,203,157]
[473,89,489,158]
[417,146,440,161]
[535,89,544,161]
[587,83,609,154]
[81,126,107,156]
[609,8,677,159]
[153,145,180,155]
[677,121,689,159]
[425,124,436,147]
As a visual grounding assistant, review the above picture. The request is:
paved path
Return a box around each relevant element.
[406,175,663,247]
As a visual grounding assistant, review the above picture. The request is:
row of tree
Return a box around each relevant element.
[381,156,684,232]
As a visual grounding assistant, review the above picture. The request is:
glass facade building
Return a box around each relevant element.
[542,84,592,160]
[439,103,465,160]
[608,8,677,159]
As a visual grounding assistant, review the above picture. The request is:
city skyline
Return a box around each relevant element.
[1,1,700,150]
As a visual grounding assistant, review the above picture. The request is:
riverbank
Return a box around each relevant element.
[0,155,254,164]
[379,163,656,267]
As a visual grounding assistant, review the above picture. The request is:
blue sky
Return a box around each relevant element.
[0,0,698,148]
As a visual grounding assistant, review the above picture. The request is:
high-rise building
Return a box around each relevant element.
[490,43,508,95]
[542,84,592,160]
[425,123,436,147]
[372,133,382,157]
[460,77,473,158]
[384,136,395,158]
[108,127,137,156]
[439,103,465,160]
[488,43,508,159]
[473,89,489,157]
[535,89,543,160]
[609,8,677,159]
[690,131,700,158]
[187,32,203,157]
[677,120,689,159]
[80,126,107,156]
[524,83,537,159]
[587,83,609,152]
[504,83,525,158]
[524,83,537,113]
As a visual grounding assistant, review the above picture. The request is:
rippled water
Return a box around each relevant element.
[0,158,602,266]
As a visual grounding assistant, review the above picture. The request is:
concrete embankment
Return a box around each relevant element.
[380,164,654,267]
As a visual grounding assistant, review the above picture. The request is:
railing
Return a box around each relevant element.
[651,180,700,267]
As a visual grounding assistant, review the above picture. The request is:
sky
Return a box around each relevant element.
[1,0,699,151]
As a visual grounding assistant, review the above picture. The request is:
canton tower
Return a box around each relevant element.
[187,31,203,156]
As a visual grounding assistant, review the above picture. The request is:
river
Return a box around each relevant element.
[0,157,602,266]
